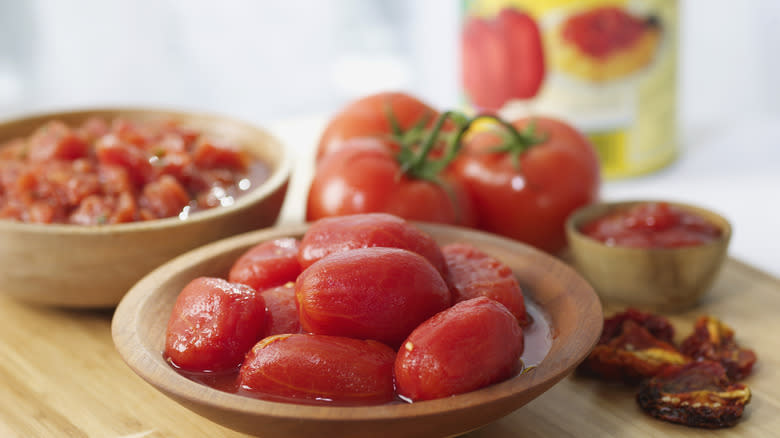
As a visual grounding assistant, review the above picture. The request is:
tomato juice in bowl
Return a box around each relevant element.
[0,108,291,308]
[566,200,732,312]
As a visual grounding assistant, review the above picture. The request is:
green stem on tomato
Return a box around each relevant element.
[472,114,547,169]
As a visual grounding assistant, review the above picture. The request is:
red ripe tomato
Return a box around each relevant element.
[316,91,440,162]
[442,243,527,325]
[228,238,302,291]
[238,334,396,405]
[295,247,451,347]
[394,296,524,401]
[259,283,301,336]
[298,213,448,277]
[462,8,545,110]
[306,139,476,227]
[164,277,267,372]
[450,116,600,253]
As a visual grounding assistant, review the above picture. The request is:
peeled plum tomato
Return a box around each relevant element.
[442,243,527,325]
[259,283,301,336]
[296,247,451,347]
[581,202,722,248]
[0,116,262,224]
[395,297,524,402]
[298,213,448,277]
[165,277,267,372]
[239,334,396,404]
[228,238,302,292]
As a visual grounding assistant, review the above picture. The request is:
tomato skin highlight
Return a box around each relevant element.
[442,243,527,325]
[295,247,451,347]
[298,212,448,277]
[306,140,475,227]
[164,277,267,372]
[239,334,397,405]
[394,296,525,402]
[450,116,600,253]
[228,238,302,291]
[316,91,440,162]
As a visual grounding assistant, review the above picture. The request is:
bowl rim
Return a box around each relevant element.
[112,222,603,423]
[0,106,292,234]
[565,199,733,252]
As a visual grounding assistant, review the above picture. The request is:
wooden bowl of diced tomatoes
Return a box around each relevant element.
[0,108,291,308]
[112,214,603,438]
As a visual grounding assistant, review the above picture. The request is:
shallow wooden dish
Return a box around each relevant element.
[0,108,291,308]
[112,223,602,438]
[566,200,732,312]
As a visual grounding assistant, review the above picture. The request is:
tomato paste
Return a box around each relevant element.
[0,116,269,224]
[581,202,722,248]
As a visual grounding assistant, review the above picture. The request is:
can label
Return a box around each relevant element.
[462,0,678,178]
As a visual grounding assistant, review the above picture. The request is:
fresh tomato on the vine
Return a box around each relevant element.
[449,116,600,253]
[316,91,442,162]
[306,133,476,227]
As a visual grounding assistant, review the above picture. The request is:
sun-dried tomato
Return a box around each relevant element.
[637,361,751,428]
[679,316,757,381]
[579,318,689,383]
[598,307,675,345]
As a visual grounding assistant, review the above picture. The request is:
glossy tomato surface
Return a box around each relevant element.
[306,139,475,227]
[295,247,451,347]
[259,283,301,336]
[316,91,440,162]
[297,213,448,276]
[164,277,266,372]
[450,116,600,253]
[442,243,527,325]
[581,202,723,248]
[395,296,525,402]
[238,334,396,405]
[227,238,301,291]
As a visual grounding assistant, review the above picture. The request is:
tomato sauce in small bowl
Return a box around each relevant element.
[566,200,731,312]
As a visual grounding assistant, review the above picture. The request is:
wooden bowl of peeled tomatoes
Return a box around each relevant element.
[112,213,602,438]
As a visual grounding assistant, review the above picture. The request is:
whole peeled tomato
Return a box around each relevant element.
[442,242,527,325]
[462,8,545,111]
[316,91,440,162]
[306,138,476,228]
[450,116,600,253]
[227,238,301,291]
[395,296,525,402]
[259,283,301,336]
[239,334,396,405]
[298,212,448,276]
[295,247,451,347]
[164,277,267,372]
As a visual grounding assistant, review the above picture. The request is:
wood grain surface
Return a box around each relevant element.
[1,257,777,438]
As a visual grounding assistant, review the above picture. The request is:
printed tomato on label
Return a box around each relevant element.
[164,277,267,372]
[450,116,600,253]
[296,247,451,347]
[462,8,545,111]
[239,334,396,405]
[298,212,448,277]
[395,296,525,402]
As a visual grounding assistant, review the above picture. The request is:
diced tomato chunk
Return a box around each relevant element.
[95,134,153,187]
[28,121,88,162]
[192,139,249,170]
[139,175,191,219]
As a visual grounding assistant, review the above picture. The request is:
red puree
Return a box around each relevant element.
[581,202,722,248]
[0,117,269,224]
[562,6,650,59]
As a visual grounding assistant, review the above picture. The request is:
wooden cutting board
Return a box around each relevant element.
[0,257,777,438]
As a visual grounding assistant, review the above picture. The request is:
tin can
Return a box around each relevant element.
[461,0,678,179]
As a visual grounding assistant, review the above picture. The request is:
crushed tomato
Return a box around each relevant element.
[0,116,268,224]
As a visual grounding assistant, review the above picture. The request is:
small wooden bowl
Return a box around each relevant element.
[0,108,291,308]
[566,200,732,312]
[112,223,603,438]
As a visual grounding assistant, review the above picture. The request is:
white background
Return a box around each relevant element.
[0,0,778,276]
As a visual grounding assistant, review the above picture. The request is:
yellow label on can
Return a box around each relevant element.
[462,0,678,178]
